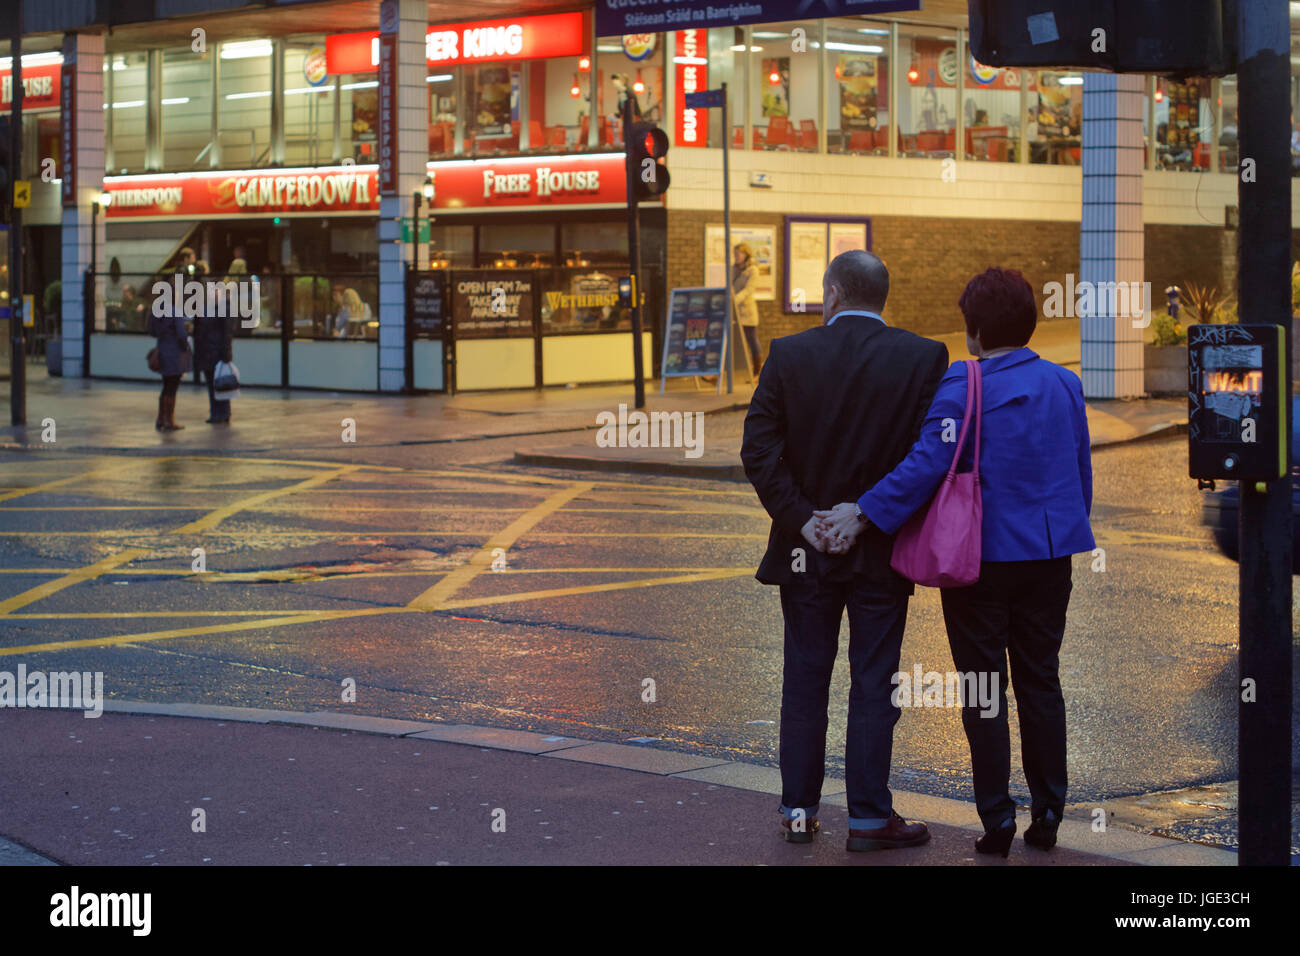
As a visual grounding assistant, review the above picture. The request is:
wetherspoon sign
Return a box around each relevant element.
[596,0,918,34]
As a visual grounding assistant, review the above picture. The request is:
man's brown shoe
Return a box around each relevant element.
[845,810,930,851]
[780,816,820,844]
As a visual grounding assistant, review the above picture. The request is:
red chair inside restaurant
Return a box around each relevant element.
[528,120,544,149]
[752,126,766,149]
[848,129,872,152]
[767,115,793,148]
[916,131,945,153]
[942,130,956,152]
[579,114,588,144]
[428,125,446,154]
[734,126,744,148]
[968,126,1008,160]
[546,125,568,149]
[1194,141,1209,168]
[799,122,818,151]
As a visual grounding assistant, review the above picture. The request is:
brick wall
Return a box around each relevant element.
[666,208,1244,353]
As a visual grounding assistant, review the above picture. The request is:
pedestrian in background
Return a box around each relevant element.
[733,242,763,376]
[193,292,234,425]
[148,306,191,431]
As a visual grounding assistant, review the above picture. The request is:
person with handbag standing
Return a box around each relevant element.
[147,307,192,431]
[194,290,235,425]
[732,243,763,377]
[816,267,1094,857]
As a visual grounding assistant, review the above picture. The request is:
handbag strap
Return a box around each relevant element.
[946,360,977,478]
[969,359,983,481]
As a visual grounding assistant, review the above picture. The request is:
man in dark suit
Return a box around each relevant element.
[741,249,948,851]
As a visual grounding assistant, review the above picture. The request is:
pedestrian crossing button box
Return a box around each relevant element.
[1188,323,1286,481]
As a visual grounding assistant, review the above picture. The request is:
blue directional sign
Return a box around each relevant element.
[684,89,725,110]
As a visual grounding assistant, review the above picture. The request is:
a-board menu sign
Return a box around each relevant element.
[406,271,446,338]
[451,270,535,338]
[660,287,728,379]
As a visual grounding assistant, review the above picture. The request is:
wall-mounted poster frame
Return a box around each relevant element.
[782,215,872,313]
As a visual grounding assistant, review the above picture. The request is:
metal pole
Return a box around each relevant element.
[722,82,732,396]
[9,12,25,425]
[1235,0,1293,867]
[623,95,645,410]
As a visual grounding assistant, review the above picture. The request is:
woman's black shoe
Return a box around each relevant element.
[1024,811,1059,850]
[975,818,1017,858]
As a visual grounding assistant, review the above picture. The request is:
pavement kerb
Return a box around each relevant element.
[44,699,1234,867]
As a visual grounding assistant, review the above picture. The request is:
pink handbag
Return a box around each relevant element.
[889,359,983,588]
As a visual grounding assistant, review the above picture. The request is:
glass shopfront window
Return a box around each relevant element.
[218,39,273,167]
[161,48,211,170]
[466,63,521,154]
[284,39,335,166]
[1029,71,1083,165]
[429,224,473,269]
[748,21,820,152]
[1152,77,1211,171]
[897,26,958,157]
[1221,76,1238,170]
[480,222,553,269]
[107,54,147,172]
[535,55,591,152]
[827,19,889,154]
[427,67,457,157]
[961,52,1020,162]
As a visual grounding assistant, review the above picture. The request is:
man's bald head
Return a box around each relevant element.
[824,249,889,315]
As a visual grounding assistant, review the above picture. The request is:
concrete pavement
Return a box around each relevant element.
[1,703,1231,866]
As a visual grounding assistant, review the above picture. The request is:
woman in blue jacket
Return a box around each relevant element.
[818,267,1094,857]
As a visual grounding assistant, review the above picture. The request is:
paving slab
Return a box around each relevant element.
[544,741,732,775]
[102,700,317,724]
[273,712,441,736]
[408,724,592,754]
[669,761,846,797]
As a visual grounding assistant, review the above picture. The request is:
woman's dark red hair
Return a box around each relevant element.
[958,267,1037,350]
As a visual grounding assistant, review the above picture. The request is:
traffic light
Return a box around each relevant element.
[968,0,1237,76]
[629,121,669,201]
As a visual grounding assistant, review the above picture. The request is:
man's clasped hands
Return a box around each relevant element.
[800,502,870,556]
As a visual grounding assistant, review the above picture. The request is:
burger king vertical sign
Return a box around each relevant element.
[378,0,398,196]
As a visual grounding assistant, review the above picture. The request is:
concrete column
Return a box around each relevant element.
[1079,73,1146,399]
[60,32,105,379]
[376,0,426,392]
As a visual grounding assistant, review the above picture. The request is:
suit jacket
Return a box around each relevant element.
[858,348,1095,561]
[742,314,949,590]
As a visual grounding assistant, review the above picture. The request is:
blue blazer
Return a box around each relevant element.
[858,348,1095,562]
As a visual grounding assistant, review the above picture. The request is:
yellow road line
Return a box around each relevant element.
[408,482,593,610]
[171,465,361,534]
[4,609,355,619]
[437,568,755,611]
[0,549,149,615]
[0,458,160,504]
[0,606,414,656]
[0,505,204,511]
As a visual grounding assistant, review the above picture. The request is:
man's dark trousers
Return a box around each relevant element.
[778,572,908,829]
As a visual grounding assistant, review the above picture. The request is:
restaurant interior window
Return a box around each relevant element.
[283,38,334,167]
[1219,76,1238,170]
[897,26,958,158]
[466,64,521,154]
[592,36,665,147]
[961,50,1020,162]
[826,19,889,154]
[107,53,148,172]
[480,222,553,268]
[1153,77,1211,171]
[427,66,457,157]
[701,29,743,149]
[533,55,584,152]
[429,224,473,269]
[338,69,380,163]
[218,38,273,167]
[1029,71,1084,165]
[543,221,632,333]
[161,47,211,170]
[749,21,820,152]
